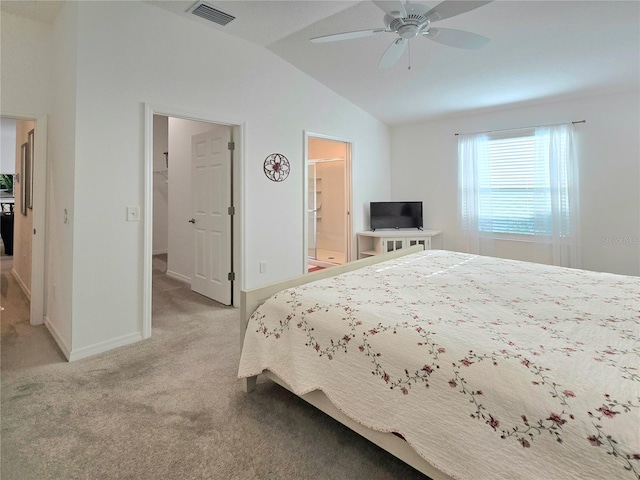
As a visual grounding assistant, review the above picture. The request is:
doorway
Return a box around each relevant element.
[143,105,243,339]
[304,133,352,272]
[0,114,47,326]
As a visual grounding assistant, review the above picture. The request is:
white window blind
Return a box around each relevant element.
[477,129,568,235]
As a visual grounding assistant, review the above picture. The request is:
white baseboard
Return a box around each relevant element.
[45,316,71,361]
[68,331,143,362]
[153,249,168,255]
[44,318,144,362]
[11,268,31,301]
[166,269,191,285]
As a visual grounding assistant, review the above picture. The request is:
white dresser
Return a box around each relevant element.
[357,229,442,259]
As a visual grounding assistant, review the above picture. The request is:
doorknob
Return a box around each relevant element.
[188,218,196,224]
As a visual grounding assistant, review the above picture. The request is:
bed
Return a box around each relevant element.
[238,246,639,480]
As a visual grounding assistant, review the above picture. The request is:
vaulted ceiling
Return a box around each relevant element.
[150,0,640,125]
[4,1,639,125]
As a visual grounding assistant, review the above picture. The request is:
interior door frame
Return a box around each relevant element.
[143,104,244,338]
[302,131,353,274]
[0,111,48,326]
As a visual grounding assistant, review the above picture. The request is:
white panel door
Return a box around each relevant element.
[191,127,232,305]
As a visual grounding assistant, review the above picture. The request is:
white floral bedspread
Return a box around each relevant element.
[238,250,640,480]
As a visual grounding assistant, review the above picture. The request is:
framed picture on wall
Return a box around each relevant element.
[20,143,27,216]
[28,129,34,209]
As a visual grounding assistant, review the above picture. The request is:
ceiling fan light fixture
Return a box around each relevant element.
[388,13,430,38]
[398,24,419,39]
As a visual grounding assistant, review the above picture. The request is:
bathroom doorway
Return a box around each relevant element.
[305,134,352,272]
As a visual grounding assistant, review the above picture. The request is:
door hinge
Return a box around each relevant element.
[228,141,235,151]
[228,206,235,215]
[228,272,235,281]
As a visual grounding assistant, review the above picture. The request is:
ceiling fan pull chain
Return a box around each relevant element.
[408,40,412,70]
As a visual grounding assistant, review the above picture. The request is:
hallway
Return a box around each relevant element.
[1,255,65,372]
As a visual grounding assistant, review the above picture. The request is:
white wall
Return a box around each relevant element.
[0,12,53,115]
[391,90,640,276]
[48,3,79,353]
[40,1,390,357]
[152,115,168,255]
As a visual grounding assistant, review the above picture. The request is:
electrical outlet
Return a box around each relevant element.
[259,261,267,273]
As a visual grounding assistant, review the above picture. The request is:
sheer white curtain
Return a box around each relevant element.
[458,124,580,267]
[534,124,580,267]
[458,133,488,254]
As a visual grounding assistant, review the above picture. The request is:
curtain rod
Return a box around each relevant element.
[454,120,586,137]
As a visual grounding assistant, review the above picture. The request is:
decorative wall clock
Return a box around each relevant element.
[263,153,290,182]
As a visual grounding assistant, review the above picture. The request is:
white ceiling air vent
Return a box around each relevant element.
[188,2,235,26]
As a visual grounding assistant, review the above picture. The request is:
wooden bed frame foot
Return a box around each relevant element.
[242,376,257,393]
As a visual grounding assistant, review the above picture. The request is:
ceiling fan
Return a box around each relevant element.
[311,0,493,69]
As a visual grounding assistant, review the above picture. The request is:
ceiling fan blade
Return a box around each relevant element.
[372,0,406,18]
[425,0,493,23]
[311,28,387,43]
[423,28,490,49]
[379,38,407,69]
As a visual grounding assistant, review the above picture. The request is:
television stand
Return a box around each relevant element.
[357,229,442,259]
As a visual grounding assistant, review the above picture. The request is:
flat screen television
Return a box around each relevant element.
[370,201,423,231]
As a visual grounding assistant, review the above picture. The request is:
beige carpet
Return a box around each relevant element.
[1,256,427,480]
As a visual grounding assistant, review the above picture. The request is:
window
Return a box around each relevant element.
[458,123,580,267]
[477,129,569,236]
